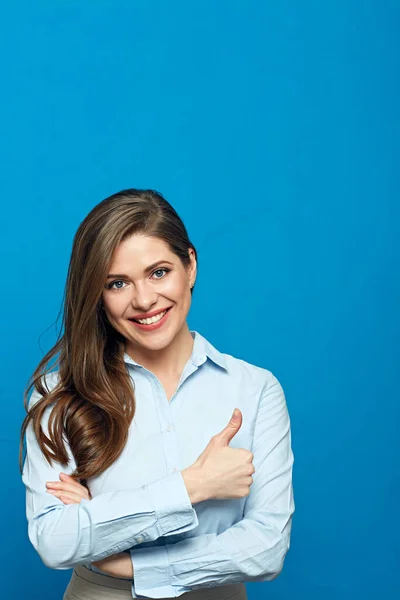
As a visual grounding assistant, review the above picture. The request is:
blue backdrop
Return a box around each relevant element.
[3,2,398,599]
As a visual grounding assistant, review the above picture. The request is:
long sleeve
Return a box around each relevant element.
[129,374,295,598]
[22,385,199,570]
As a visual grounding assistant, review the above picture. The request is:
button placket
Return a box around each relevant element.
[147,375,180,475]
[142,361,203,475]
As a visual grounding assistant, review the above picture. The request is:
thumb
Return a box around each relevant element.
[215,409,242,446]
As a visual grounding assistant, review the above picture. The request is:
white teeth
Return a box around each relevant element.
[136,310,167,325]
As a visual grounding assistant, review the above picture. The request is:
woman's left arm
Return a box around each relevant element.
[128,373,295,597]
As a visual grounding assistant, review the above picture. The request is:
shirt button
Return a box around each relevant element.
[136,535,145,543]
[165,424,172,432]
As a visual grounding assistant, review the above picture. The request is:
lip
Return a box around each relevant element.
[129,306,173,320]
[128,306,172,331]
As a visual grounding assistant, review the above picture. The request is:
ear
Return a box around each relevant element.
[188,248,197,287]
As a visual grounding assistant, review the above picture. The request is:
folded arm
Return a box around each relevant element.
[129,374,295,598]
[22,388,199,570]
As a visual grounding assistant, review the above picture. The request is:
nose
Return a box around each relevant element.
[131,281,158,312]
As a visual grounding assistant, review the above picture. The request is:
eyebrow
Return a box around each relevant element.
[106,260,174,279]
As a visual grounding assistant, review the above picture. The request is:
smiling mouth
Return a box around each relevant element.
[130,307,172,325]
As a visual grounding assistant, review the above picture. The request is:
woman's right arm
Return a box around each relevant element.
[22,386,200,571]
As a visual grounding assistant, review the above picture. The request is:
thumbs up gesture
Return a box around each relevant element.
[186,409,255,501]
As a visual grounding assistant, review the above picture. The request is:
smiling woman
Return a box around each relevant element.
[20,188,294,600]
[101,232,197,365]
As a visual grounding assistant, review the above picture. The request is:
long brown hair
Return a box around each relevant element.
[19,189,197,482]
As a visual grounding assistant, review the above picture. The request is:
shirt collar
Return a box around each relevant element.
[189,330,228,370]
[123,330,228,371]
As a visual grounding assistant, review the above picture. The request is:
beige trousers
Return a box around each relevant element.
[63,564,248,600]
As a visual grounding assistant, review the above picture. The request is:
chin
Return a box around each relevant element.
[129,328,179,351]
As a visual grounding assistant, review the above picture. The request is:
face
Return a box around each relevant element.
[101,234,196,353]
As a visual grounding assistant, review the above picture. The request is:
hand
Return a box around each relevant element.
[45,473,133,579]
[92,552,133,579]
[45,472,92,503]
[184,408,255,501]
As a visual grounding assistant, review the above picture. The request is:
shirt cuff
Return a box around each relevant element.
[131,545,172,597]
[130,544,190,598]
[147,471,199,537]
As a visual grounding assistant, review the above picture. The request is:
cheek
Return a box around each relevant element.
[161,274,189,299]
[103,294,127,318]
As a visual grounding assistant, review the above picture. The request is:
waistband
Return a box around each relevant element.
[73,564,247,599]
[74,564,132,590]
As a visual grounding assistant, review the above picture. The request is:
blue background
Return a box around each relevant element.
[2,2,398,599]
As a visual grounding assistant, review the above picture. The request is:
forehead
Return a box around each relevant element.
[108,234,175,267]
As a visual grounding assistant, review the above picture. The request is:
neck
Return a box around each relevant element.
[124,324,195,378]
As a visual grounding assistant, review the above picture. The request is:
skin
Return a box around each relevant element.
[45,234,198,579]
[101,233,197,383]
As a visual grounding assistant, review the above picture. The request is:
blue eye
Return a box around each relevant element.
[152,268,171,279]
[107,280,127,290]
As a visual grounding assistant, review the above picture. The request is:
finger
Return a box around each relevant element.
[48,490,82,504]
[60,473,92,499]
[46,481,90,500]
[47,482,87,496]
[214,409,243,446]
[47,483,90,501]
[59,495,80,505]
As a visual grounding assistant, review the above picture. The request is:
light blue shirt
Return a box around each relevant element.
[22,330,294,598]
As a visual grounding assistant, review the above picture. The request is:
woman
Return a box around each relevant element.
[20,189,295,600]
